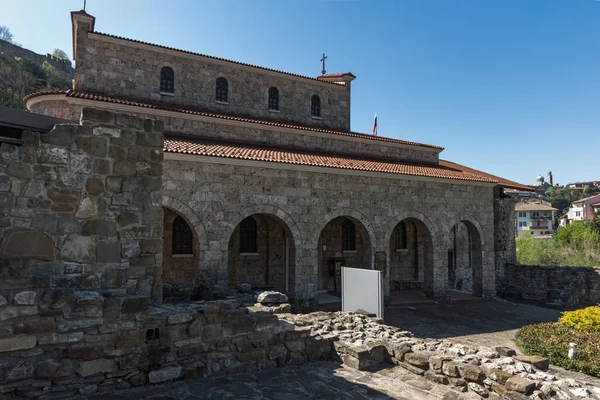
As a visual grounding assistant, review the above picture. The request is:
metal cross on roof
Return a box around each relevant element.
[83,0,87,11]
[320,53,327,75]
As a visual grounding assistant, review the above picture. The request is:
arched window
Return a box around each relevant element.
[395,221,408,250]
[268,87,279,111]
[240,217,257,253]
[311,95,321,117]
[160,67,174,94]
[172,216,193,254]
[216,77,228,103]
[342,218,356,251]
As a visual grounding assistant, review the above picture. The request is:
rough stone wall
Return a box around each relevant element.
[28,101,83,122]
[497,264,600,309]
[227,214,287,292]
[0,108,175,395]
[72,18,351,131]
[318,217,370,292]
[0,39,74,76]
[494,196,517,293]
[389,223,421,283]
[162,208,199,286]
[162,158,497,303]
[28,101,439,165]
[448,223,473,293]
[0,108,163,300]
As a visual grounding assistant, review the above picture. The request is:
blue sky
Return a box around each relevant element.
[3,0,599,185]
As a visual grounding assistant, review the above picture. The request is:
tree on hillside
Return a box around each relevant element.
[0,25,14,42]
[51,49,69,61]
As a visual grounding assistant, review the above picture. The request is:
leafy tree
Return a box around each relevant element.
[518,220,600,267]
[0,25,14,42]
[51,49,69,61]
[0,52,71,109]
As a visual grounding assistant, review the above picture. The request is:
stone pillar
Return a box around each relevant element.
[432,245,450,302]
[494,194,517,295]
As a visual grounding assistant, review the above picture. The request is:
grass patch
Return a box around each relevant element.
[516,322,600,377]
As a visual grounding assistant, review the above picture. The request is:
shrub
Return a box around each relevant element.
[559,306,600,332]
[516,322,600,377]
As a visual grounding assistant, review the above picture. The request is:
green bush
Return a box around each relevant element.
[516,221,600,267]
[516,322,600,377]
[559,306,600,332]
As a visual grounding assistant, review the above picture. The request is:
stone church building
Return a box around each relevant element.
[20,10,531,307]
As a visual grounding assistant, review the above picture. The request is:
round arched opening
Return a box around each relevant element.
[317,216,373,295]
[447,220,483,297]
[227,213,296,294]
[388,217,434,299]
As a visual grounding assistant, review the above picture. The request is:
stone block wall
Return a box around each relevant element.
[162,208,200,286]
[0,39,74,76]
[162,158,498,302]
[0,108,164,302]
[227,214,287,292]
[27,101,440,165]
[0,108,174,396]
[73,16,351,131]
[494,196,516,289]
[497,264,600,309]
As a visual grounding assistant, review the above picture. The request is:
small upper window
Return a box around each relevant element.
[342,218,356,251]
[240,217,257,253]
[395,221,408,250]
[172,216,193,254]
[268,87,279,111]
[311,95,321,117]
[160,67,174,94]
[216,77,228,103]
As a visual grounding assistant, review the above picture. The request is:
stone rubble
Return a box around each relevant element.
[280,311,600,400]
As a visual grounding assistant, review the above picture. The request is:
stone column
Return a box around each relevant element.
[494,195,517,295]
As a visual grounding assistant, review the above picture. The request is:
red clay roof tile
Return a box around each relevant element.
[24,90,444,150]
[439,160,534,192]
[164,135,496,184]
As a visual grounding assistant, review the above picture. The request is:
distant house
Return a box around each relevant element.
[566,181,600,189]
[515,201,557,238]
[593,202,600,214]
[504,188,538,201]
[566,194,600,223]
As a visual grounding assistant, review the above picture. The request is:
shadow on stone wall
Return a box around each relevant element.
[497,264,600,310]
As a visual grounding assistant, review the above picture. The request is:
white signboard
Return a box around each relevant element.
[341,267,383,318]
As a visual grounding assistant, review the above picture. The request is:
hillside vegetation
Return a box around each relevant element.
[0,26,72,109]
[516,219,600,267]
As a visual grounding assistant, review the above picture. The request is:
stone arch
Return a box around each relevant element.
[445,214,486,249]
[221,204,303,256]
[315,208,376,292]
[445,214,485,297]
[310,207,376,251]
[162,195,209,251]
[0,228,55,261]
[385,212,436,297]
[225,205,300,294]
[382,210,440,250]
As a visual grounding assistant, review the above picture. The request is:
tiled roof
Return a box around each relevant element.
[91,31,346,87]
[572,194,600,204]
[439,160,534,192]
[163,135,496,184]
[317,73,356,79]
[24,90,444,150]
[515,203,558,211]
